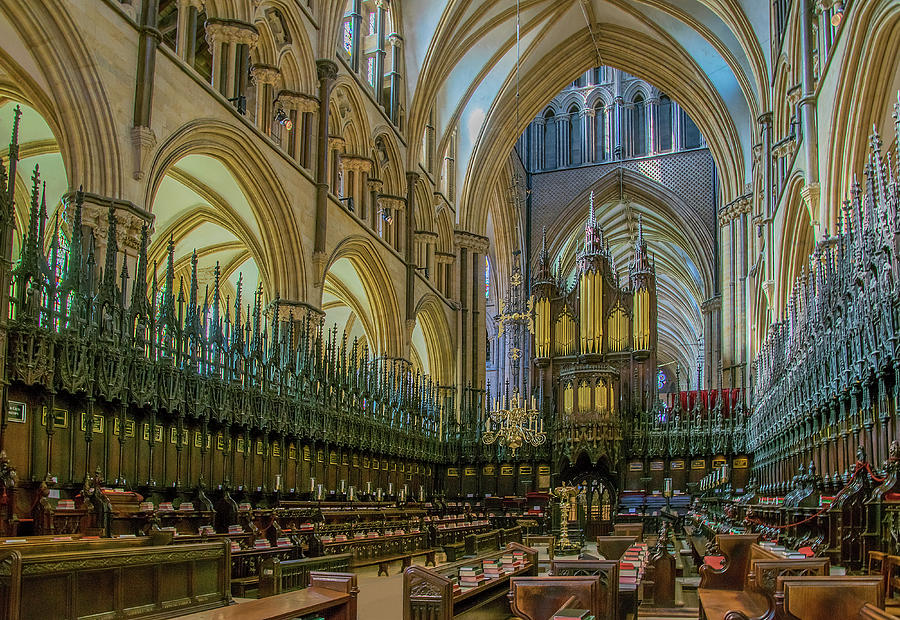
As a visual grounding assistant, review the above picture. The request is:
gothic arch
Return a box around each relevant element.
[144,119,306,302]
[322,235,403,358]
[0,3,123,198]
[414,293,454,386]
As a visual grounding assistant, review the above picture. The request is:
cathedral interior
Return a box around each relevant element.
[0,1,898,619]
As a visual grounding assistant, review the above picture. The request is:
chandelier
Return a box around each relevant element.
[482,391,546,456]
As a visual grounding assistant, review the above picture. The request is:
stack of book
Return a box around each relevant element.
[500,553,518,572]
[230,541,241,553]
[458,566,485,589]
[139,501,154,512]
[56,499,75,510]
[253,538,271,549]
[178,502,194,511]
[334,534,348,542]
[482,558,504,579]
[512,550,527,567]
[158,502,174,512]
[227,524,244,535]
[275,537,292,548]
[620,544,648,587]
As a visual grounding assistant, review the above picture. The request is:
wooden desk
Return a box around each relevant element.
[179,586,351,620]
[179,571,358,620]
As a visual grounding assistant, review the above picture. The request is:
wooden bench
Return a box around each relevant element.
[403,542,538,619]
[524,534,556,562]
[596,535,639,561]
[614,523,644,539]
[464,529,501,557]
[0,539,230,619]
[443,540,465,562]
[508,575,609,620]
[548,559,619,617]
[860,603,900,619]
[352,547,437,576]
[258,552,353,597]
[699,535,831,620]
[776,576,883,620]
[179,571,358,619]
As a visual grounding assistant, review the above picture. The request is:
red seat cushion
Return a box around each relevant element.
[704,555,725,569]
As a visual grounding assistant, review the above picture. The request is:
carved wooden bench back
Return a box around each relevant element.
[548,559,619,619]
[595,535,638,561]
[508,576,603,620]
[699,534,761,590]
[777,576,884,620]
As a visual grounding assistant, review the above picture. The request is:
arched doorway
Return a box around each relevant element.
[559,452,618,538]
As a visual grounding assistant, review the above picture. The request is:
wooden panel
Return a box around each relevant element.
[508,575,604,620]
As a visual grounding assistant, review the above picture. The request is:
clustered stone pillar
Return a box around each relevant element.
[454,231,490,414]
[435,252,455,298]
[175,0,202,63]
[204,20,259,100]
[313,59,338,274]
[373,0,388,102]
[340,156,373,218]
[250,64,280,135]
[701,296,722,388]
[387,34,403,123]
[276,91,318,162]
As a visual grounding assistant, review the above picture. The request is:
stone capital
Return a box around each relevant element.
[406,171,420,187]
[388,33,403,48]
[800,182,820,228]
[276,90,318,113]
[205,19,259,47]
[316,59,339,84]
[454,230,490,254]
[435,252,456,264]
[701,295,722,313]
[414,230,439,241]
[374,0,390,10]
[378,195,407,212]
[328,135,346,153]
[130,125,157,181]
[367,178,384,193]
[250,64,280,86]
[63,191,154,253]
[341,155,373,173]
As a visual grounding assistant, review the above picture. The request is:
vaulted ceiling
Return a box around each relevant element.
[401,0,768,232]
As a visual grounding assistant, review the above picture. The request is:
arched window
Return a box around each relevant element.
[568,105,582,166]
[594,103,606,161]
[484,256,491,299]
[682,112,702,149]
[543,110,557,169]
[342,1,398,123]
[658,95,673,152]
[631,95,647,157]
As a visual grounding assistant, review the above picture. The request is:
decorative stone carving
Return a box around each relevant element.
[129,125,156,181]
[277,90,318,113]
[250,64,280,86]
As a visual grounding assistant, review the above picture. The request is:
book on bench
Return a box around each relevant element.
[552,611,594,619]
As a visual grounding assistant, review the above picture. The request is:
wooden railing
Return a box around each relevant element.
[259,552,353,597]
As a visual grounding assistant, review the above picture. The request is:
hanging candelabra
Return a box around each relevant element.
[482,390,546,456]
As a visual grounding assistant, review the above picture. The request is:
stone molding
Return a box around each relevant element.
[316,59,339,83]
[341,155,373,173]
[63,191,154,252]
[205,19,259,47]
[378,195,406,212]
[250,64,280,85]
[719,192,752,226]
[454,230,489,253]
[276,90,318,113]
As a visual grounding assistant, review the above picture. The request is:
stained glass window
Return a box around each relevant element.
[367,57,376,87]
[342,20,352,54]
[484,257,490,299]
[369,11,376,35]
[657,369,666,390]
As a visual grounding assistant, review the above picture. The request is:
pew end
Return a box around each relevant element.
[777,576,884,620]
[507,575,606,620]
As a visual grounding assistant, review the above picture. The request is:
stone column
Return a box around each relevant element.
[533,119,544,170]
[435,252,455,297]
[701,296,722,389]
[648,96,659,154]
[205,21,258,98]
[367,178,383,231]
[374,1,388,105]
[377,195,405,250]
[349,0,363,73]
[341,156,373,215]
[313,60,339,276]
[405,172,419,324]
[557,116,567,168]
[387,34,403,123]
[131,0,160,181]
[672,102,683,151]
[454,231,490,410]
[583,108,594,163]
[251,65,280,134]
[277,91,318,161]
[175,0,202,60]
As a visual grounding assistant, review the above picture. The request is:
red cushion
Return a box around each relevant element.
[704,555,725,569]
[797,547,815,557]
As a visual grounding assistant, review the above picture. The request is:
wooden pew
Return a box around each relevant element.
[179,571,358,620]
[549,559,620,619]
[403,542,537,620]
[860,603,900,619]
[776,576,884,620]
[507,575,609,620]
[596,535,639,561]
[709,558,830,620]
[258,552,353,597]
[524,535,555,562]
[614,523,644,539]
[699,535,831,620]
[698,534,761,590]
[0,538,230,620]
[464,529,500,556]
